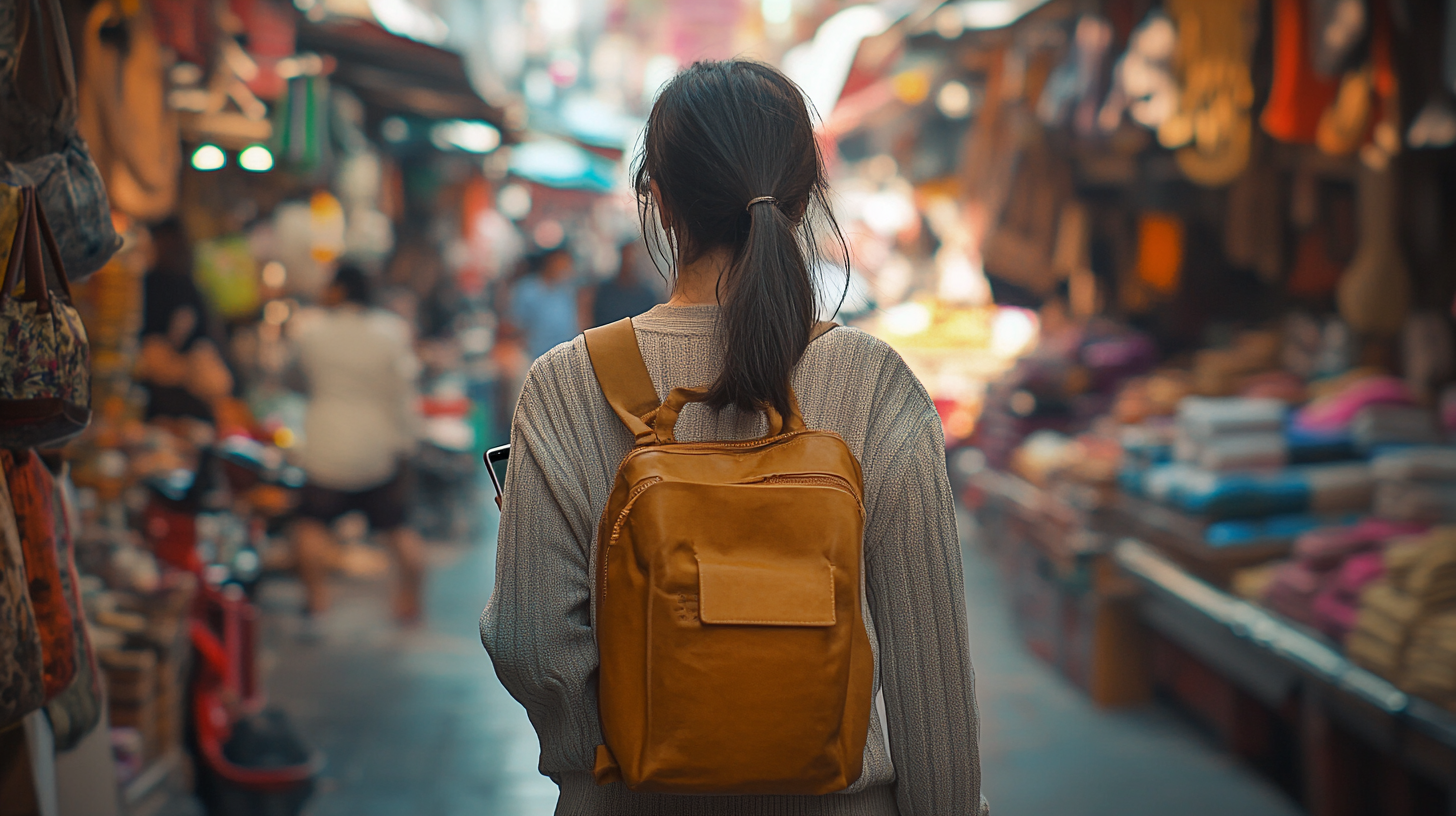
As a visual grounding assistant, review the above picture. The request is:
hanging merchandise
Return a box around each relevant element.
[0,0,76,162]
[239,0,296,102]
[151,0,217,66]
[0,465,45,730]
[275,75,330,173]
[1338,165,1411,336]
[0,138,123,281]
[980,129,1073,295]
[0,184,18,271]
[75,0,181,221]
[0,188,92,449]
[1308,0,1369,77]
[1128,211,1185,310]
[1263,0,1342,144]
[43,473,101,752]
[1159,0,1257,186]
[1037,15,1114,136]
[1315,67,1376,156]
[0,0,120,279]
[194,234,260,320]
[1407,98,1456,149]
[3,450,76,701]
[1098,11,1179,134]
[1316,1,1395,158]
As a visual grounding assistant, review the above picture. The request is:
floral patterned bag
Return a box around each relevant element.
[0,185,90,448]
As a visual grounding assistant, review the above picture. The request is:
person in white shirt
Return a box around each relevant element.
[291,265,425,623]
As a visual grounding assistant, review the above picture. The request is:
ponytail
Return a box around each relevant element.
[635,60,848,419]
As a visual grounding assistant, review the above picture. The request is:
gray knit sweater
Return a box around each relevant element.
[481,304,983,815]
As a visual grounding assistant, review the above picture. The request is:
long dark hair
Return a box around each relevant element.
[634,60,848,419]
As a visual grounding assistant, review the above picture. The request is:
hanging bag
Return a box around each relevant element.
[0,0,121,279]
[0,465,46,730]
[0,187,92,449]
[44,467,102,751]
[3,450,77,701]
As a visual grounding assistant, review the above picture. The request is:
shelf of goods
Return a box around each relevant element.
[966,468,1149,707]
[1116,538,1456,816]
[971,460,1456,814]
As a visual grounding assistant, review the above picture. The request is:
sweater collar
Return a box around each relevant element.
[631,304,720,336]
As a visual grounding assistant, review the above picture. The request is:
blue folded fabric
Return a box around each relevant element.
[1204,513,1362,547]
[1286,424,1360,464]
[1181,474,1309,519]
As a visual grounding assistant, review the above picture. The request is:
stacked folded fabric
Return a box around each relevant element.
[1259,519,1424,638]
[1294,375,1414,436]
[1138,461,1374,521]
[1402,612,1456,706]
[1176,397,1288,471]
[1346,528,1456,689]
[1347,582,1422,679]
[1353,406,1443,449]
[1373,448,1456,524]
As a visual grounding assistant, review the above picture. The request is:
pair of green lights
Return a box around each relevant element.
[191,143,274,172]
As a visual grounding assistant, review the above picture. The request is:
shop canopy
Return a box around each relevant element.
[297,17,507,130]
[507,139,618,193]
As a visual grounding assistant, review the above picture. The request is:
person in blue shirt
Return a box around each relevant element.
[509,247,581,359]
[587,240,663,328]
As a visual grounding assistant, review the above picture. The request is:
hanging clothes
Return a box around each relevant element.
[1262,0,1342,144]
[75,0,181,220]
[1,450,74,700]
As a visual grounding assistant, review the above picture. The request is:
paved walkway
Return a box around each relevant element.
[961,514,1301,816]
[254,510,1304,816]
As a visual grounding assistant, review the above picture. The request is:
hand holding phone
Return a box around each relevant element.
[485,445,509,510]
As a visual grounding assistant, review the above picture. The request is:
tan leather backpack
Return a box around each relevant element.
[585,317,874,794]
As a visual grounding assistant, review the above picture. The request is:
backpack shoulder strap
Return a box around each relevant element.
[583,318,659,445]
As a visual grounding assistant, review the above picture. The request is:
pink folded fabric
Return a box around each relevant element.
[1294,376,1414,434]
[1337,550,1387,592]
[1293,518,1428,569]
[1311,551,1387,641]
[1311,590,1360,640]
[1263,561,1330,627]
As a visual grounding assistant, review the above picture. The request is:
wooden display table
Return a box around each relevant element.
[1105,492,1294,588]
[966,469,1149,707]
[1115,539,1456,816]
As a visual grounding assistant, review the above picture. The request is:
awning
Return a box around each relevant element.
[296,18,508,129]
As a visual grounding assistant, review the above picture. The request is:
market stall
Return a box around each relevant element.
[2,0,522,810]
[842,1,1456,813]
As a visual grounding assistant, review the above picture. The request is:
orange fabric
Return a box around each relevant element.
[2,450,75,700]
[1135,213,1185,293]
[1262,0,1341,144]
[583,318,872,794]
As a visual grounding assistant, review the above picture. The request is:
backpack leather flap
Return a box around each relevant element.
[695,557,836,627]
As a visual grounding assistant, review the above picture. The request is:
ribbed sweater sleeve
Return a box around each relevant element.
[862,404,983,816]
[481,360,611,776]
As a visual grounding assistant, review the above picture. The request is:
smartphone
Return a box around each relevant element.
[485,445,510,508]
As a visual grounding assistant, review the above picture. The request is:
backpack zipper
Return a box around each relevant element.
[618,430,815,468]
[600,476,664,602]
[754,474,864,516]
